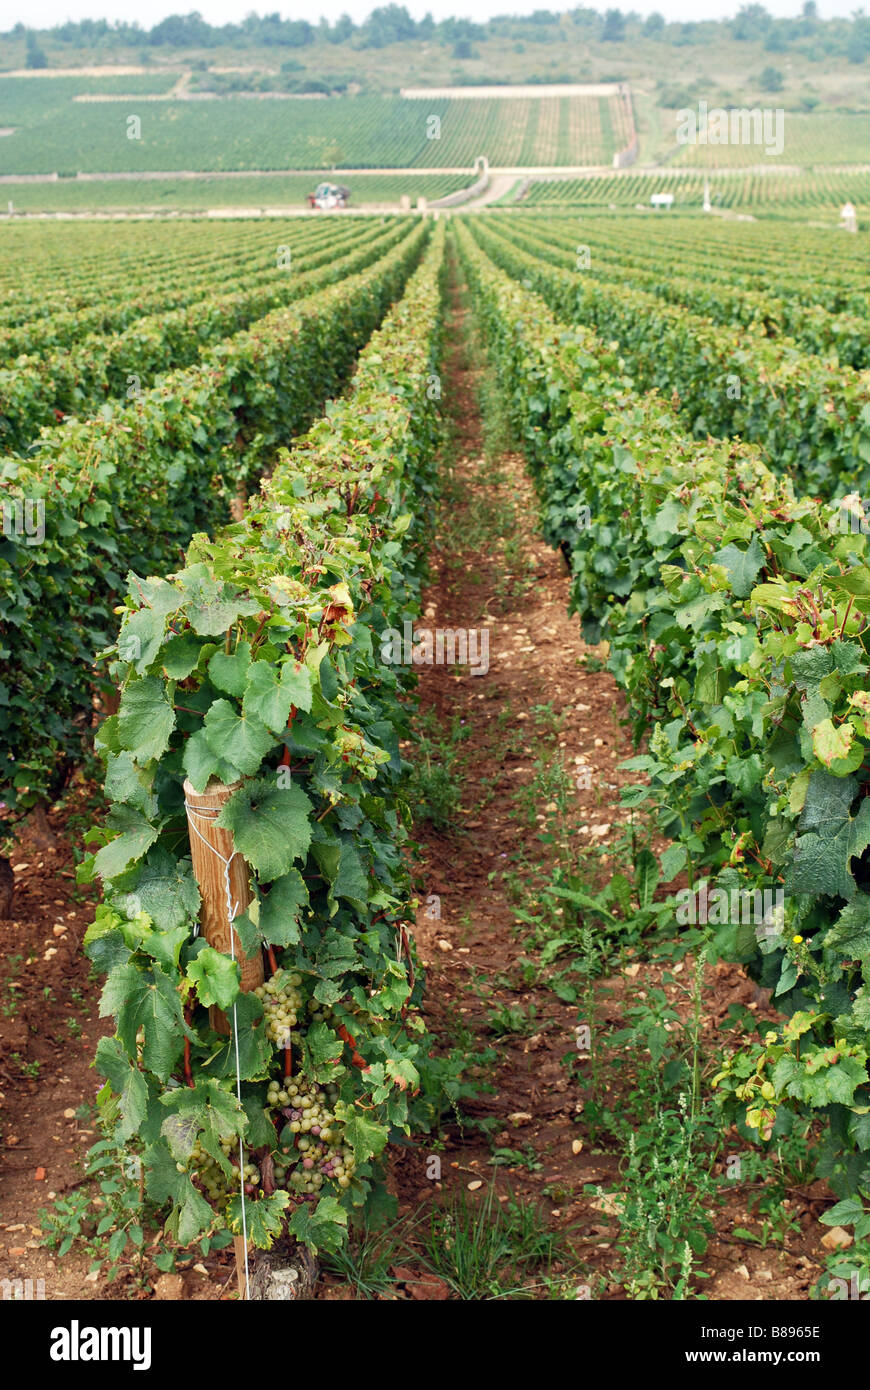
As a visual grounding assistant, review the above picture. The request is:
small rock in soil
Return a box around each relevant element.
[153,1274,185,1300]
[821,1225,853,1251]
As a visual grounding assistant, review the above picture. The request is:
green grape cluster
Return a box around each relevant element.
[267,1078,357,1196]
[187,976,364,1213]
[188,1136,260,1208]
[254,968,304,1047]
[306,1000,336,1026]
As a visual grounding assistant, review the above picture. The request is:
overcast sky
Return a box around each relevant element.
[2,1,863,35]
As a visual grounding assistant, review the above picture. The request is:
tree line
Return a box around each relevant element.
[6,4,870,68]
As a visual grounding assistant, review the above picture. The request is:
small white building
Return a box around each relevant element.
[650,192,674,209]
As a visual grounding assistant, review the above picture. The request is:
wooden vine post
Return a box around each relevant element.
[183,777,265,1299]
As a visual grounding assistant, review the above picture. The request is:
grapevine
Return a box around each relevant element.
[82,225,447,1259]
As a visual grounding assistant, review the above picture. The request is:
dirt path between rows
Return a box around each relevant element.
[378,248,830,1301]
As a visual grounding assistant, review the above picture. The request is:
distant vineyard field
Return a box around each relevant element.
[664,111,870,168]
[0,72,178,117]
[0,80,627,173]
[518,167,870,214]
[0,172,469,213]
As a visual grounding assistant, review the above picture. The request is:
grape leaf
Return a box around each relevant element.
[812,718,861,775]
[94,1036,149,1142]
[205,991,271,1081]
[117,677,175,763]
[208,642,252,698]
[287,1195,347,1255]
[181,567,259,636]
[104,750,155,815]
[242,1095,277,1150]
[385,1055,419,1092]
[140,924,191,974]
[216,777,312,881]
[312,979,342,1006]
[341,1109,388,1164]
[113,848,200,933]
[772,1050,865,1106]
[144,1141,214,1246]
[373,969,411,1012]
[852,987,870,1028]
[278,660,313,713]
[330,840,369,911]
[232,908,261,958]
[162,633,205,680]
[161,1078,245,1174]
[228,1191,290,1250]
[711,537,766,599]
[790,646,835,690]
[819,1058,867,1105]
[203,699,276,776]
[847,1112,870,1153]
[301,1021,344,1080]
[243,659,312,734]
[84,920,130,975]
[126,575,184,619]
[183,726,242,794]
[783,1011,815,1041]
[787,772,870,899]
[824,895,870,959]
[187,945,240,1010]
[100,960,186,1082]
[259,869,308,946]
[118,607,167,674]
[831,639,867,678]
[315,930,357,979]
[94,805,160,881]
